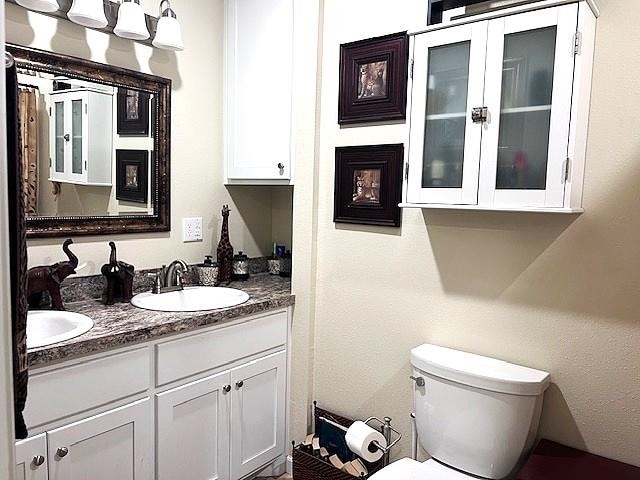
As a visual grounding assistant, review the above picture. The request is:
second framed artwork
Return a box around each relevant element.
[334,144,404,227]
[116,150,149,204]
[117,88,151,136]
[338,31,409,125]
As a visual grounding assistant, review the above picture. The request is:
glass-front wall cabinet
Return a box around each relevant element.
[49,89,113,186]
[406,1,597,211]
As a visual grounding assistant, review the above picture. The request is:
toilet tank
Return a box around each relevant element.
[411,344,550,479]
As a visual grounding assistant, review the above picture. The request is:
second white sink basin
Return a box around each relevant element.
[131,286,250,312]
[27,310,94,349]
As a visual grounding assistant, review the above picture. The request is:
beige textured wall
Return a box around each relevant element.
[289,0,323,444]
[307,0,640,466]
[7,0,279,274]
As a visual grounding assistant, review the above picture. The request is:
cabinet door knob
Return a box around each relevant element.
[277,163,285,170]
[32,455,45,467]
[236,380,244,389]
[56,447,69,458]
[63,133,70,142]
[223,384,231,393]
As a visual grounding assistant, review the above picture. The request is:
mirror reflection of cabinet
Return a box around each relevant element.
[49,89,113,187]
[405,1,598,212]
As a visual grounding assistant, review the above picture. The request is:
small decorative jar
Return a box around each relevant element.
[232,251,250,281]
[195,255,219,286]
[267,257,281,275]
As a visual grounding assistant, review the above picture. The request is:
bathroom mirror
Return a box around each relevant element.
[8,44,171,238]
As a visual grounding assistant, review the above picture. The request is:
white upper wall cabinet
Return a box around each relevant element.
[404,0,598,213]
[224,0,294,184]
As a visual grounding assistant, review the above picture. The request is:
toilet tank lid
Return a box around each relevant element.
[411,344,551,396]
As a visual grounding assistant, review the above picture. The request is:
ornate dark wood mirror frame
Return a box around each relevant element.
[8,44,171,238]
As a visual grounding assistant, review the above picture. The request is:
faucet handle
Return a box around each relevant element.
[152,271,163,294]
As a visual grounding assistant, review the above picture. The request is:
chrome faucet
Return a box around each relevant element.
[152,260,189,294]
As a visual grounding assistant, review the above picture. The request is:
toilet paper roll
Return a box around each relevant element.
[345,421,387,463]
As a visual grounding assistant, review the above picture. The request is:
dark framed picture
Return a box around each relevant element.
[334,144,404,227]
[338,32,409,125]
[116,150,149,204]
[117,88,150,136]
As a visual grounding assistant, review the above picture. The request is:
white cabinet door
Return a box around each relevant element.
[407,21,488,205]
[156,371,231,480]
[230,350,287,479]
[225,0,293,182]
[478,5,578,208]
[49,96,67,182]
[15,434,48,480]
[46,398,152,480]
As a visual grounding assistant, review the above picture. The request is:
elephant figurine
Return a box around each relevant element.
[27,239,78,310]
[101,241,135,305]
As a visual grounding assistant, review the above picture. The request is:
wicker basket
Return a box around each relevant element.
[292,405,384,480]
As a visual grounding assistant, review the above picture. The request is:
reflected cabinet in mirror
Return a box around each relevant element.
[9,44,171,238]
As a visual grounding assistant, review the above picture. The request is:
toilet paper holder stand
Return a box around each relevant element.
[316,414,402,467]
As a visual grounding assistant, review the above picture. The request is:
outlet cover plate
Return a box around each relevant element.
[182,217,203,242]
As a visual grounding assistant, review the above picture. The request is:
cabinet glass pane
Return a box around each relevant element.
[496,26,556,190]
[55,101,64,173]
[72,100,83,174]
[422,41,471,189]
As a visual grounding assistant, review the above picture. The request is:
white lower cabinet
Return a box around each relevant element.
[230,351,287,479]
[16,399,151,480]
[47,398,152,480]
[16,310,290,480]
[15,434,48,480]
[157,371,231,480]
[157,350,288,480]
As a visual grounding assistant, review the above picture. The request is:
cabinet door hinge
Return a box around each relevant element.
[563,157,571,182]
[410,59,414,79]
[405,163,410,180]
[85,103,88,114]
[573,31,582,55]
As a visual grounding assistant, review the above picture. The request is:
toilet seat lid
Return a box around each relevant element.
[369,458,474,480]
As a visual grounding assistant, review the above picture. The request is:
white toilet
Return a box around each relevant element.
[370,344,550,480]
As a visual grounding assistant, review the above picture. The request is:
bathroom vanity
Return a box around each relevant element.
[15,274,294,480]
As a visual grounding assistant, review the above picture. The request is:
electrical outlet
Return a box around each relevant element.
[182,217,203,242]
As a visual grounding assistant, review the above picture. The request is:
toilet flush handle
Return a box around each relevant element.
[410,375,425,387]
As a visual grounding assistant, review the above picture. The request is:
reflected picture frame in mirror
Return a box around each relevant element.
[8,44,171,238]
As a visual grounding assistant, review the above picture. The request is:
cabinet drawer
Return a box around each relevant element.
[156,310,287,386]
[24,348,150,429]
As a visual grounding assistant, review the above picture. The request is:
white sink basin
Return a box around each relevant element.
[131,286,250,312]
[27,311,94,349]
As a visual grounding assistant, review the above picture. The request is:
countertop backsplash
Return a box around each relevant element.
[33,256,271,306]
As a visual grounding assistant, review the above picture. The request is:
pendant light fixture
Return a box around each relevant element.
[15,0,59,13]
[114,0,150,40]
[152,0,184,51]
[67,0,108,28]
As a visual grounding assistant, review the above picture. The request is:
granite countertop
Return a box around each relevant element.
[28,274,294,369]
